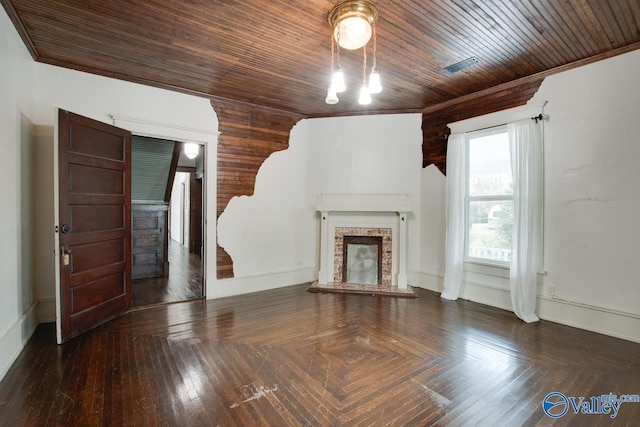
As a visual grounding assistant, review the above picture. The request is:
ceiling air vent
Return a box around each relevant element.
[444,57,480,73]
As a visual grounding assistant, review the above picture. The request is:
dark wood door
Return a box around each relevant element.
[57,109,132,343]
[189,175,203,256]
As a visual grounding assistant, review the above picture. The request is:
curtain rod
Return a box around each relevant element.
[443,113,548,139]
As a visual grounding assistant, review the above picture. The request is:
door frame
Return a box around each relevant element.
[53,110,62,342]
[53,112,216,342]
[107,115,213,298]
[171,166,204,256]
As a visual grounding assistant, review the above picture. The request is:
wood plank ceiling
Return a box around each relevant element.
[3,0,640,117]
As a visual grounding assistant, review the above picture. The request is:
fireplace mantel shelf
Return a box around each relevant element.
[316,193,411,214]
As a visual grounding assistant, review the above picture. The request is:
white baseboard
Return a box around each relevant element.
[411,270,444,293]
[37,297,56,323]
[207,266,316,299]
[537,295,640,343]
[459,279,513,312]
[411,270,640,343]
[0,302,38,382]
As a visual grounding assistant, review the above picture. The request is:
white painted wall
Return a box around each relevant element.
[170,172,191,246]
[418,164,446,288]
[0,7,38,380]
[32,126,55,323]
[416,49,640,342]
[533,50,640,330]
[305,114,424,274]
[216,121,314,296]
[216,114,424,296]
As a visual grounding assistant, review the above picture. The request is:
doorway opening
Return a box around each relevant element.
[131,137,204,307]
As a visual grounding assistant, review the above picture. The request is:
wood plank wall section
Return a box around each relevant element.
[211,97,305,279]
[421,77,544,174]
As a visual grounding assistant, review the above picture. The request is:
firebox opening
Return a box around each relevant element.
[342,236,383,285]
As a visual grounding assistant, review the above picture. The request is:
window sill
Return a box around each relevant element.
[464,258,509,269]
[463,259,548,279]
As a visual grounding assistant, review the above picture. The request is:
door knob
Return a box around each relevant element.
[61,224,70,234]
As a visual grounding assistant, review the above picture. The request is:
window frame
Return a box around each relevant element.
[463,125,513,268]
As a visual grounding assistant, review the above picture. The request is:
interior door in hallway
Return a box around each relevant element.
[56,109,132,343]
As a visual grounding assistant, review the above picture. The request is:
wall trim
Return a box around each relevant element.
[540,294,640,320]
[411,270,640,343]
[109,114,219,144]
[537,295,640,343]
[0,302,38,381]
[207,267,315,299]
[411,270,443,293]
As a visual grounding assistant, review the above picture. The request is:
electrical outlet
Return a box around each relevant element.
[548,285,556,297]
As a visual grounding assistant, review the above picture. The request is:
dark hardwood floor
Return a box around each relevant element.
[132,239,203,307]
[1,285,639,426]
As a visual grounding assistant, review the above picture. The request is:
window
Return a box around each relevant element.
[465,126,513,265]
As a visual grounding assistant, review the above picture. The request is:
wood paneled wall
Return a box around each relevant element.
[422,77,544,174]
[212,97,305,279]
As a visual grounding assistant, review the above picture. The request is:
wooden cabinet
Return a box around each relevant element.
[132,203,168,279]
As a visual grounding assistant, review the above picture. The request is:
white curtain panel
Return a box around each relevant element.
[441,133,466,300]
[508,119,543,322]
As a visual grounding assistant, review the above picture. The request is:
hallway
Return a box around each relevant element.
[132,239,203,306]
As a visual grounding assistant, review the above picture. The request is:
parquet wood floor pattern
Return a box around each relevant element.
[1,285,639,426]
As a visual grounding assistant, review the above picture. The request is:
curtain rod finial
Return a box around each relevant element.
[532,113,547,123]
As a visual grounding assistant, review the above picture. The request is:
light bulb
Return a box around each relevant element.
[358,85,372,105]
[368,71,382,94]
[332,70,346,93]
[334,17,372,50]
[184,142,199,159]
[325,86,339,104]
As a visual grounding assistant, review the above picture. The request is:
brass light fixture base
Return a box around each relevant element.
[327,0,378,28]
[328,1,378,50]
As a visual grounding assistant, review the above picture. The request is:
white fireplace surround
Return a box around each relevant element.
[317,194,411,289]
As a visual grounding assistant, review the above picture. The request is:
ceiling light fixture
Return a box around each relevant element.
[325,1,382,105]
[184,142,199,159]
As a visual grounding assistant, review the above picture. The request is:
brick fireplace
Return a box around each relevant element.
[334,228,391,285]
[315,194,412,292]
